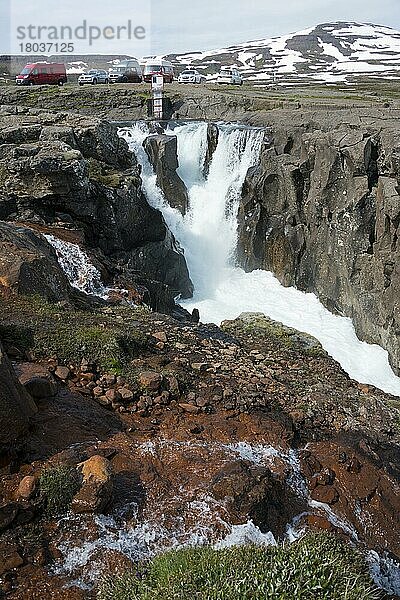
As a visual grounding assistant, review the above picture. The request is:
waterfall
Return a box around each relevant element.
[119,122,400,397]
[44,234,108,298]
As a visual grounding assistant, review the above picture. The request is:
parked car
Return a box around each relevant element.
[217,67,243,85]
[142,59,174,83]
[109,59,142,83]
[178,69,203,84]
[78,69,109,85]
[15,62,67,86]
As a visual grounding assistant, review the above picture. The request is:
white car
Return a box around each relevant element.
[217,68,243,85]
[78,69,109,85]
[178,69,203,84]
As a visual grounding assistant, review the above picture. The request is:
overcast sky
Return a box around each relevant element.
[2,0,400,55]
[152,0,400,54]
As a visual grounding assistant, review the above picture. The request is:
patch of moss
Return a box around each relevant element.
[97,533,379,600]
[88,157,138,188]
[222,313,326,357]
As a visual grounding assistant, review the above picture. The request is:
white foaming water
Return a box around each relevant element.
[119,121,400,397]
[44,234,108,298]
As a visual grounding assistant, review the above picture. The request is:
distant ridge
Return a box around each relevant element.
[164,22,400,85]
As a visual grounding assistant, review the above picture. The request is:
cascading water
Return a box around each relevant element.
[44,234,108,298]
[120,121,400,397]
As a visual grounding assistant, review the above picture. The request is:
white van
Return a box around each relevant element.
[217,67,243,85]
[143,59,174,83]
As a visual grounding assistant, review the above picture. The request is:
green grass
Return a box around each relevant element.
[39,465,81,516]
[97,533,380,600]
[0,294,148,376]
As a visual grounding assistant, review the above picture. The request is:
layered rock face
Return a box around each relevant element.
[0,341,37,449]
[237,121,400,374]
[143,134,189,214]
[0,105,193,303]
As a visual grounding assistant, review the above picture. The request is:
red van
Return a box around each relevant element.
[142,59,174,83]
[16,63,67,86]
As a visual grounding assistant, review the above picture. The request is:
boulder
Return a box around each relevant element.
[0,541,23,575]
[143,134,189,214]
[203,123,219,177]
[23,377,57,399]
[17,475,36,500]
[139,371,162,392]
[72,455,113,513]
[211,460,305,537]
[0,341,37,449]
[0,222,73,302]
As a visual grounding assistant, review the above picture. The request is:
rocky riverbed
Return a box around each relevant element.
[0,86,399,598]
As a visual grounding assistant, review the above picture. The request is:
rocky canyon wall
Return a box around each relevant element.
[237,114,400,375]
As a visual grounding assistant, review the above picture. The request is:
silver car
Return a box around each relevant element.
[178,69,203,84]
[78,69,109,85]
[217,68,243,85]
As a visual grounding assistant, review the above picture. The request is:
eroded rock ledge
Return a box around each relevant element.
[237,114,400,375]
[0,104,193,308]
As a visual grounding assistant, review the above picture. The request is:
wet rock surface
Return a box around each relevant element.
[0,222,74,302]
[143,134,189,214]
[0,297,399,598]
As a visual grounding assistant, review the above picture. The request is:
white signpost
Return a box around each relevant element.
[151,74,164,120]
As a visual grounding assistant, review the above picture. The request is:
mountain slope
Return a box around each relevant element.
[165,22,400,85]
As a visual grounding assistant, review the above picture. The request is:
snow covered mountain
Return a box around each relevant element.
[165,22,400,85]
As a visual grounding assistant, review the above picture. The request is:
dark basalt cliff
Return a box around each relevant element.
[237,115,400,375]
[0,105,193,307]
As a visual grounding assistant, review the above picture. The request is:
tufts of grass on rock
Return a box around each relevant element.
[97,533,380,600]
[39,465,81,517]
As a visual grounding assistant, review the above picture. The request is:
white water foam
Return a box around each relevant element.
[44,234,108,298]
[367,551,400,597]
[119,121,400,397]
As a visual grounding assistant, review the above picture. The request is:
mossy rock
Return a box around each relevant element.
[0,294,148,377]
[222,312,326,357]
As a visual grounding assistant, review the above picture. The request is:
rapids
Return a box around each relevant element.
[119,121,400,397]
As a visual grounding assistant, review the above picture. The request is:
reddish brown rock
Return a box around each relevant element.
[310,485,339,505]
[17,475,36,500]
[152,331,167,343]
[55,366,70,381]
[72,455,113,514]
[0,541,23,575]
[139,371,162,392]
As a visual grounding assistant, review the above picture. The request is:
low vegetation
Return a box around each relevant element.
[0,295,148,376]
[39,465,81,516]
[97,533,380,600]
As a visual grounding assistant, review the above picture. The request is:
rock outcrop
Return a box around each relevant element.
[143,134,189,214]
[237,122,400,374]
[0,105,193,304]
[0,341,37,449]
[203,123,219,177]
[0,222,74,301]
